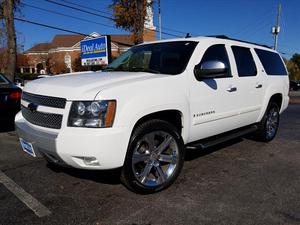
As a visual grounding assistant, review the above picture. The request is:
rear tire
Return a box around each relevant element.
[254,102,280,142]
[121,119,185,194]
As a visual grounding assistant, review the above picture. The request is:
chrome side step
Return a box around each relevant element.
[186,125,258,150]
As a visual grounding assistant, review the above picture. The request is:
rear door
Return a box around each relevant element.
[229,46,264,124]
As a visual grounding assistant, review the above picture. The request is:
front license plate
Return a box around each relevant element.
[19,138,36,157]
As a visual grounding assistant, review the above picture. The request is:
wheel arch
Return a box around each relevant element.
[269,93,283,110]
[131,109,185,141]
[258,92,283,122]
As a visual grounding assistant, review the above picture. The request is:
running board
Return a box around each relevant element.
[186,125,258,150]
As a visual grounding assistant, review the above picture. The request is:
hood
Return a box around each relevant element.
[24,72,161,100]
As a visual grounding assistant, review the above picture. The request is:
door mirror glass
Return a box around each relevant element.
[194,60,228,80]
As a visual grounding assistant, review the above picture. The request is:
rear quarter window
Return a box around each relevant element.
[254,49,288,75]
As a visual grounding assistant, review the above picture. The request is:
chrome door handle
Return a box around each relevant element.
[256,84,262,88]
[226,87,237,92]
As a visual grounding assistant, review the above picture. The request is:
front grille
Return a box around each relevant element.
[22,92,66,109]
[22,106,63,129]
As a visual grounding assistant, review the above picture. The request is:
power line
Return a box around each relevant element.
[162,27,187,35]
[15,17,91,36]
[55,0,189,36]
[45,0,113,20]
[56,0,113,16]
[22,2,159,40]
[232,9,275,37]
[14,17,136,47]
[22,3,114,29]
[44,0,182,38]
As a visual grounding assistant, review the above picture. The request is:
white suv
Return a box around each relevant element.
[15,36,289,193]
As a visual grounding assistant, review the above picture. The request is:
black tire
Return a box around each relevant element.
[254,102,280,142]
[121,119,185,194]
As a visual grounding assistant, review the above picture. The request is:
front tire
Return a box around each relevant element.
[254,102,280,142]
[121,119,185,194]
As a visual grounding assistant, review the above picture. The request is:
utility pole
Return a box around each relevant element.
[272,3,281,51]
[158,0,162,40]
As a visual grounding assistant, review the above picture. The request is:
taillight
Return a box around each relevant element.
[9,91,22,100]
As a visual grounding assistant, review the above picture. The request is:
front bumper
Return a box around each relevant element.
[15,112,130,170]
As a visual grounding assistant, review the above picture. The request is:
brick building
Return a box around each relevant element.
[20,32,141,74]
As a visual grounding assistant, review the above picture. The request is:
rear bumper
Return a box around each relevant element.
[15,112,131,170]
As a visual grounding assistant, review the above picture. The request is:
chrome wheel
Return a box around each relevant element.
[131,131,179,187]
[265,107,279,140]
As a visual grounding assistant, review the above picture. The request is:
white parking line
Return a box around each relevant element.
[0,170,51,218]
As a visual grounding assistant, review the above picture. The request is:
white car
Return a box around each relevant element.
[15,36,289,193]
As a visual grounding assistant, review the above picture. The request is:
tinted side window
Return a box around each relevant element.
[200,44,231,77]
[254,49,287,75]
[232,46,257,77]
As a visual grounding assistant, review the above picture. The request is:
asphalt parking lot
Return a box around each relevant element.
[0,93,299,225]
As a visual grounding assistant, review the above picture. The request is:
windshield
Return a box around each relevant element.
[105,41,198,75]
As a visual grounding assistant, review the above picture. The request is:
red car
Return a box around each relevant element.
[0,73,22,124]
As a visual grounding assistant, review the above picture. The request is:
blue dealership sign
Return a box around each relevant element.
[80,36,111,66]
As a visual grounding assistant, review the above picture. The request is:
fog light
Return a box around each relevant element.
[83,157,99,166]
[74,156,100,166]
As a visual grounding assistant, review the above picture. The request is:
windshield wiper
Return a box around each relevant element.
[103,67,126,72]
[129,67,160,74]
[103,67,114,71]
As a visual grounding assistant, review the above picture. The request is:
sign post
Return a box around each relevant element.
[64,54,72,73]
[80,36,111,67]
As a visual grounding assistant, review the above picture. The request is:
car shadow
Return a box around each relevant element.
[46,137,244,185]
[0,120,15,133]
[46,163,122,185]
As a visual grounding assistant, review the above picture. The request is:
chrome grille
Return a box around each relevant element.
[22,92,66,109]
[22,106,63,129]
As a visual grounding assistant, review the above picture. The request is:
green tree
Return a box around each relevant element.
[111,0,151,44]
[291,53,300,69]
[0,0,19,81]
[285,57,300,81]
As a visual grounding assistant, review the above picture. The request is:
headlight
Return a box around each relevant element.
[68,100,116,128]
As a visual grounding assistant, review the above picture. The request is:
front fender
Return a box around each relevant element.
[95,74,190,143]
[118,92,190,143]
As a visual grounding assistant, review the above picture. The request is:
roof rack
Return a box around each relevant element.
[207,35,272,49]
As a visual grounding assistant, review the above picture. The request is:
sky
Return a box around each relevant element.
[15,0,300,58]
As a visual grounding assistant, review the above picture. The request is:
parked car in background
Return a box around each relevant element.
[0,73,22,124]
[290,80,300,91]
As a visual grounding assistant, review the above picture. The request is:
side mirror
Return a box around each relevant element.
[194,60,228,80]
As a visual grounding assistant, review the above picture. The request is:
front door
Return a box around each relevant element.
[189,44,241,142]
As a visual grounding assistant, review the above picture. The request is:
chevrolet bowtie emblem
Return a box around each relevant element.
[28,102,38,113]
